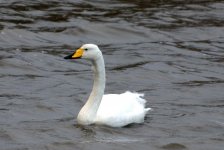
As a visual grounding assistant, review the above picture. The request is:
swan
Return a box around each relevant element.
[64,44,151,127]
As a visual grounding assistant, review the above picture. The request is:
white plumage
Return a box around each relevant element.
[96,91,150,127]
[64,44,151,127]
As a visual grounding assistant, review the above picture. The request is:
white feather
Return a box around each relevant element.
[95,91,151,127]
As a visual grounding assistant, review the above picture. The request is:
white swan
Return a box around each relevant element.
[64,44,151,127]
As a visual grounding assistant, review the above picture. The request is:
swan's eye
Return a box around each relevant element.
[84,48,88,51]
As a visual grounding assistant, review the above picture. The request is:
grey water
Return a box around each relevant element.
[0,0,224,150]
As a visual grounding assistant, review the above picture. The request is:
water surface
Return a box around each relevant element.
[1,0,224,150]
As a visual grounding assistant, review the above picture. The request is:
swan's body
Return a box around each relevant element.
[64,44,150,127]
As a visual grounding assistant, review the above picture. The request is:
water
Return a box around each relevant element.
[1,0,224,149]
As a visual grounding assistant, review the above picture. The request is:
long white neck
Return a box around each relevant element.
[88,56,105,109]
[77,54,105,124]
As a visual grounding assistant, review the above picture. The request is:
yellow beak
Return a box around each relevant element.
[72,48,84,58]
[64,48,84,59]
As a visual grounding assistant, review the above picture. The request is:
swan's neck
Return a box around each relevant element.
[77,56,105,124]
[88,57,105,108]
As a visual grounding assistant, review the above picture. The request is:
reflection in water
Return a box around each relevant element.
[0,0,224,150]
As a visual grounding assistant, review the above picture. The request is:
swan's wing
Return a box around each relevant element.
[95,91,151,127]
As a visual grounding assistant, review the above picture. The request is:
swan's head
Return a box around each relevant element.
[64,44,102,61]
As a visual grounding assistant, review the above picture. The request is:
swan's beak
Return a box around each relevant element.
[64,48,84,59]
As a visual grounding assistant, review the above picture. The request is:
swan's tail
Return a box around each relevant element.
[125,91,152,113]
[145,107,152,113]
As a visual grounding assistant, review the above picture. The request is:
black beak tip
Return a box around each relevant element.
[64,54,73,59]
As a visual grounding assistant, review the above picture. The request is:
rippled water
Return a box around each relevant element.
[1,0,224,150]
